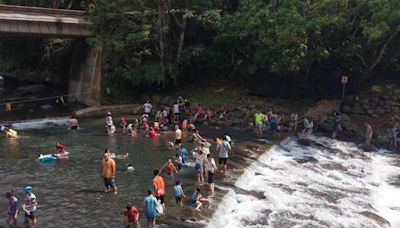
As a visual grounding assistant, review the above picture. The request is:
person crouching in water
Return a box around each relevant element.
[68,116,79,130]
[191,188,211,211]
[121,203,139,228]
[6,190,18,228]
[56,143,65,154]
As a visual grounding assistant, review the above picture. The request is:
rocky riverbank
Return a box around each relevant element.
[73,84,399,149]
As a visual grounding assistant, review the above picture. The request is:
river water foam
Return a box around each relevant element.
[207,136,400,227]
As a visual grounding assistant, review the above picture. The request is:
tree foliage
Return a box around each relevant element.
[0,0,399,99]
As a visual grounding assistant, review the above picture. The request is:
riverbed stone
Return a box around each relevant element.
[375,107,385,115]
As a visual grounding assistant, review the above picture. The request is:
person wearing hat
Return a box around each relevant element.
[22,186,37,227]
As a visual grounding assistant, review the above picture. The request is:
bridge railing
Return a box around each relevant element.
[0,4,86,17]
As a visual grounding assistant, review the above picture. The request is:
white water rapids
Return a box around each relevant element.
[207,136,400,228]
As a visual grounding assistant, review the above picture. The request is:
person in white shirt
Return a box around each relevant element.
[105,112,115,135]
[173,102,180,123]
[215,137,231,173]
[22,186,37,227]
[144,101,153,116]
[206,154,217,195]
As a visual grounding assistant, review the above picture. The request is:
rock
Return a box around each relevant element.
[304,100,341,122]
[367,109,374,115]
[352,106,364,114]
[341,105,351,113]
[40,104,52,110]
[248,104,256,109]
[360,98,369,104]
[151,95,162,105]
[370,97,380,104]
[160,96,171,105]
[359,211,390,227]
[375,107,385,115]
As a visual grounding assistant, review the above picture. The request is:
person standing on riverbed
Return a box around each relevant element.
[144,190,158,228]
[105,112,115,135]
[100,152,117,194]
[206,154,217,195]
[6,190,18,228]
[152,170,165,208]
[175,125,182,150]
[193,149,206,185]
[215,136,231,174]
[365,123,373,145]
[22,186,37,228]
[144,100,153,117]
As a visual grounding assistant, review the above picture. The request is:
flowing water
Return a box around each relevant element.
[2,117,400,228]
[0,117,202,227]
[207,136,400,228]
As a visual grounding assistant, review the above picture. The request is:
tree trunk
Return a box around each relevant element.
[176,17,187,63]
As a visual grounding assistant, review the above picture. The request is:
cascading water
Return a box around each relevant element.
[207,136,400,228]
[3,117,69,130]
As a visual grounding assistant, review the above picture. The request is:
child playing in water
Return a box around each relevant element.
[173,182,185,206]
[159,159,178,176]
[191,188,210,211]
[121,203,139,227]
[174,154,183,170]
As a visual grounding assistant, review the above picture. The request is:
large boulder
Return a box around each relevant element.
[304,100,342,122]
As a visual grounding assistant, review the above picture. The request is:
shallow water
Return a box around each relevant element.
[0,118,204,227]
[207,136,400,228]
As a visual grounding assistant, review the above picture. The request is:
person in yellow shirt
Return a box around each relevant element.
[100,152,117,194]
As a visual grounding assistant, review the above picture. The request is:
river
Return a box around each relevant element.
[1,118,400,227]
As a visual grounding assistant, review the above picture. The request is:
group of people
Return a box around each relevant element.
[254,110,302,137]
[96,98,235,227]
[5,186,37,228]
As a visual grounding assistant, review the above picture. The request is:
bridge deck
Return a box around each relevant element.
[0,4,92,37]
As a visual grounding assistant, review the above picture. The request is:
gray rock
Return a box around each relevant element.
[341,105,351,113]
[160,96,171,105]
[352,106,364,114]
[375,107,385,115]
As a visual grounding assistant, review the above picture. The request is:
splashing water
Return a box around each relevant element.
[207,136,400,228]
[6,117,69,130]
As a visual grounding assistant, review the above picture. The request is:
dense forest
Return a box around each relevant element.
[0,0,399,100]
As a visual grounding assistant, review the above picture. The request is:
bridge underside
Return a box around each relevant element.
[0,5,100,106]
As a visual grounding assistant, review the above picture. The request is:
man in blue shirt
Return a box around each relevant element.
[143,190,158,228]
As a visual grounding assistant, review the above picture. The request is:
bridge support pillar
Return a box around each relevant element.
[68,40,102,106]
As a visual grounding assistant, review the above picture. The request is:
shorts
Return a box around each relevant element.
[103,178,116,188]
[71,125,78,130]
[195,163,203,172]
[25,212,35,220]
[219,157,228,165]
[175,195,182,204]
[156,194,165,205]
[208,171,214,183]
[106,125,112,129]
[175,139,182,145]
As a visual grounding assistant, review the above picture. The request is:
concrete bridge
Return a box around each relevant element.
[0,4,101,106]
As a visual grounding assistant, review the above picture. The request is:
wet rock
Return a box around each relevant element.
[40,104,52,110]
[294,156,318,164]
[320,162,347,172]
[375,107,385,115]
[359,211,390,227]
